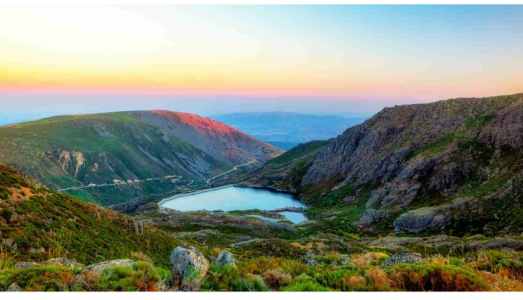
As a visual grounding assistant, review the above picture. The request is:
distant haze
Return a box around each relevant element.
[211,111,368,150]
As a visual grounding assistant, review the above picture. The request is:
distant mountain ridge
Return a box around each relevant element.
[0,110,282,205]
[209,111,368,150]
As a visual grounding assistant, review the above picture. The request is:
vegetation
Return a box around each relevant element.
[0,111,236,205]
[0,163,178,268]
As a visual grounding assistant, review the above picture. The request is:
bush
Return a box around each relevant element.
[262,268,292,289]
[283,281,332,291]
[201,265,268,291]
[12,266,75,291]
[386,263,490,291]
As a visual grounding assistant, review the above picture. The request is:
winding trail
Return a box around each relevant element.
[206,159,257,184]
[58,175,183,192]
[58,160,255,192]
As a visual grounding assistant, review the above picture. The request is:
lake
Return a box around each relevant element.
[160,186,307,224]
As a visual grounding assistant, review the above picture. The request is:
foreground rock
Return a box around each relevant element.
[82,259,136,276]
[170,246,209,291]
[216,251,237,268]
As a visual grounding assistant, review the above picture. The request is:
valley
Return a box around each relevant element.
[2,93,523,292]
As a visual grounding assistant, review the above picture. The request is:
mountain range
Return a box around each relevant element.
[210,112,367,150]
[2,93,523,292]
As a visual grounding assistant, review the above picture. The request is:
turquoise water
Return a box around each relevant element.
[245,212,307,224]
[160,186,307,223]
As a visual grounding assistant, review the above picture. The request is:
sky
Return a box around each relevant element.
[1,5,522,124]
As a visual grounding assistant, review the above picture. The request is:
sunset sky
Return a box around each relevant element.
[1,5,522,123]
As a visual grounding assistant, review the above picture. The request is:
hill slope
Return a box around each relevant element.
[0,111,282,205]
[244,93,523,236]
[0,163,178,267]
[210,112,367,150]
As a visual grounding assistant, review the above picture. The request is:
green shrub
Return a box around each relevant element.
[386,263,490,291]
[12,266,75,291]
[283,281,332,291]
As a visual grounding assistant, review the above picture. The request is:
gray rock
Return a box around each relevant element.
[307,259,319,268]
[7,283,21,292]
[465,238,523,252]
[83,259,136,276]
[216,251,236,268]
[41,258,84,269]
[381,253,423,269]
[343,196,356,203]
[393,197,475,233]
[231,239,263,248]
[14,262,39,269]
[393,207,448,233]
[170,246,209,286]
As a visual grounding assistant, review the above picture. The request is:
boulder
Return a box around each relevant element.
[7,283,21,292]
[216,251,236,268]
[82,259,136,276]
[170,246,209,290]
[393,207,448,233]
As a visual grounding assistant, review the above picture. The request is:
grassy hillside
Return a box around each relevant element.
[0,163,178,268]
[0,111,281,205]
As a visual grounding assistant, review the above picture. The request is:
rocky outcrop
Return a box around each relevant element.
[393,197,476,233]
[464,238,523,252]
[170,246,209,291]
[380,253,423,269]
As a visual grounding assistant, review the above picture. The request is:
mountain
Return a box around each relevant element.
[209,112,368,150]
[0,110,282,205]
[241,93,523,236]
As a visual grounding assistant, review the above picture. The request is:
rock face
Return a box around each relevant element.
[170,246,209,290]
[216,251,237,268]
